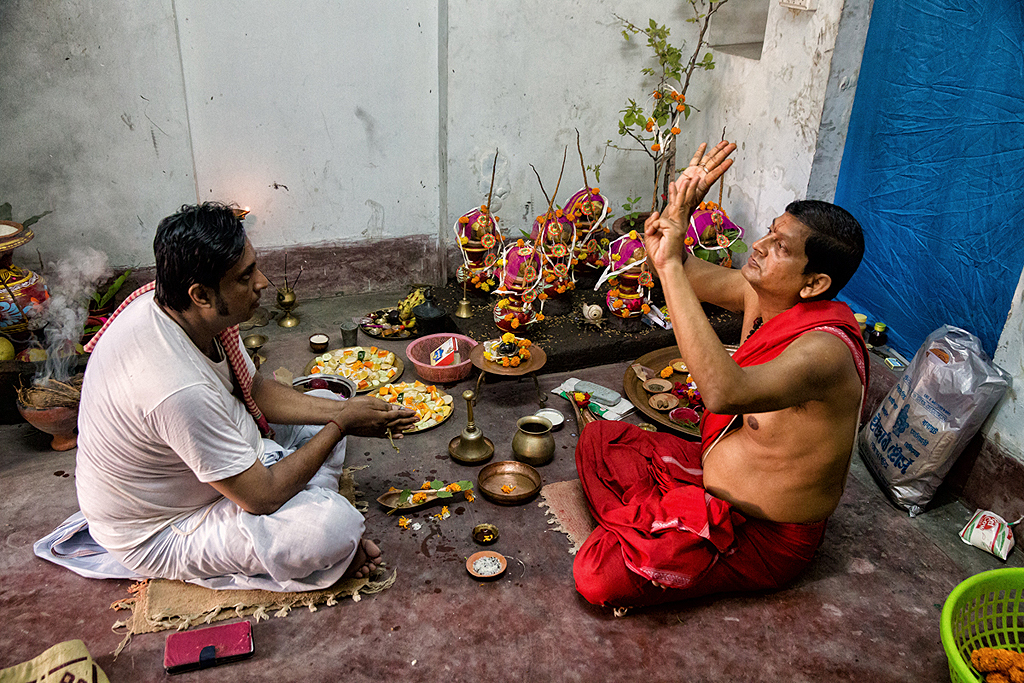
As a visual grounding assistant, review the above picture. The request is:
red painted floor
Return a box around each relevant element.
[2,294,1017,682]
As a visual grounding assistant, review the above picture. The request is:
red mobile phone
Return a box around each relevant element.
[164,620,254,675]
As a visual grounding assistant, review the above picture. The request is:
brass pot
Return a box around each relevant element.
[511,415,554,467]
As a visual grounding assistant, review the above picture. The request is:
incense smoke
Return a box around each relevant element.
[36,248,110,384]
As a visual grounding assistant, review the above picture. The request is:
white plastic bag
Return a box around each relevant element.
[859,325,1011,516]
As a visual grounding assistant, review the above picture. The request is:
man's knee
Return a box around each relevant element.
[252,491,364,574]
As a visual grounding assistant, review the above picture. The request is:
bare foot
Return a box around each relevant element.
[343,538,382,580]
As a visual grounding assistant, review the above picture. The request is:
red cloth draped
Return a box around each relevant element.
[573,300,866,607]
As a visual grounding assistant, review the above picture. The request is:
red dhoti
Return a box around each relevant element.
[573,420,827,607]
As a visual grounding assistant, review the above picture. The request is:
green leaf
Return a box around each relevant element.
[430,479,444,489]
[398,490,412,505]
[456,480,473,490]
[22,210,52,229]
[694,248,711,261]
[730,240,748,253]
[436,490,453,498]
[0,203,11,221]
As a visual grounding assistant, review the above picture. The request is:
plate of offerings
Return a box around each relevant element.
[373,381,455,433]
[624,345,737,439]
[624,347,704,439]
[304,346,403,393]
[360,307,421,339]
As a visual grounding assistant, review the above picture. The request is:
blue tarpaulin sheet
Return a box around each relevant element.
[835,0,1024,358]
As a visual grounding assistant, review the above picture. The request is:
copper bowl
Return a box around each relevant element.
[477,460,542,505]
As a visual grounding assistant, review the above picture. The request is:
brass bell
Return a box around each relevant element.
[448,390,494,464]
[454,281,472,319]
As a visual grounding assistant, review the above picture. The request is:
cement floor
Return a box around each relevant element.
[2,291,1018,682]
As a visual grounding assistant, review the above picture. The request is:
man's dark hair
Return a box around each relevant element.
[787,199,864,300]
[154,202,247,312]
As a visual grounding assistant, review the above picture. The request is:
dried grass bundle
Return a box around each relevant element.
[17,374,84,409]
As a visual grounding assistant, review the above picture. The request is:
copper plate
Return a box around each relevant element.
[477,460,542,505]
[469,344,547,377]
[623,345,736,439]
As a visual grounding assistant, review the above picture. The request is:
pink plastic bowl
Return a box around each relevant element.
[405,333,479,384]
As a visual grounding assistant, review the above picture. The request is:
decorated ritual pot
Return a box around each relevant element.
[0,221,50,334]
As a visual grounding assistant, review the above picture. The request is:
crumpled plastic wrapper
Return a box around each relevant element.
[960,509,1019,561]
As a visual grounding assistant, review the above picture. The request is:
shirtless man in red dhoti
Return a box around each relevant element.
[573,142,868,608]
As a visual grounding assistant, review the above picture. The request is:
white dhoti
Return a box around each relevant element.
[110,391,365,592]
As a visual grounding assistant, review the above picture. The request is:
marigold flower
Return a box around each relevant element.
[591,187,600,194]
[459,216,469,224]
[651,143,661,152]
[399,516,411,529]
[480,205,488,213]
[645,119,655,132]
[660,366,674,379]
[538,291,548,300]
[412,492,428,504]
[629,230,637,240]
[676,104,685,112]
[421,481,432,489]
[641,304,651,314]
[680,94,685,103]
[510,356,521,367]
[611,253,621,261]
[446,482,462,492]
[653,91,662,99]
[511,318,520,329]
[671,127,681,135]
[501,484,517,494]
[521,339,532,347]
[465,491,475,502]
[684,236,694,246]
[504,313,514,321]
[459,236,469,245]
[517,239,524,247]
[536,313,544,321]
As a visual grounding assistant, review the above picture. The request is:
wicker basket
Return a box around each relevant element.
[405,334,478,384]
[941,568,1024,683]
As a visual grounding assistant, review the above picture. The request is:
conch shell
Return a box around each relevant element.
[582,304,603,323]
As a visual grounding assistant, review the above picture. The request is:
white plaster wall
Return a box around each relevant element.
[0,0,195,266]
[445,0,849,249]
[445,0,701,242]
[173,0,441,252]
[985,271,1024,462]
[686,1,850,247]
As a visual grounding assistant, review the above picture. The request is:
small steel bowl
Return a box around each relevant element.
[477,460,542,505]
[292,374,357,399]
[309,333,330,353]
[472,523,500,545]
[534,408,565,431]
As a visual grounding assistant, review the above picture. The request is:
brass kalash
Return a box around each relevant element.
[448,390,494,464]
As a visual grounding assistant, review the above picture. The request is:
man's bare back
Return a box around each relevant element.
[701,330,864,524]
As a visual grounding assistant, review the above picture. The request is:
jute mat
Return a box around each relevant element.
[538,479,597,555]
[109,466,395,655]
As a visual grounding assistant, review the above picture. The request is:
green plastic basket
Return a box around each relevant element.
[941,568,1024,683]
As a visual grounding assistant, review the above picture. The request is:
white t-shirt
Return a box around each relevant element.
[76,291,265,553]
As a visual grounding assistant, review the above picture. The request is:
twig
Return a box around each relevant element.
[486,149,499,214]
[283,253,289,290]
[575,130,589,189]
[291,266,304,292]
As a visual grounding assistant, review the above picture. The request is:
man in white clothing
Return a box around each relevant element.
[76,203,417,591]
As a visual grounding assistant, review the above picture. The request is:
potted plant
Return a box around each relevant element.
[604,1,729,232]
[88,268,132,316]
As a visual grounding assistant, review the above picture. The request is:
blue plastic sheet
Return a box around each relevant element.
[835,0,1024,358]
